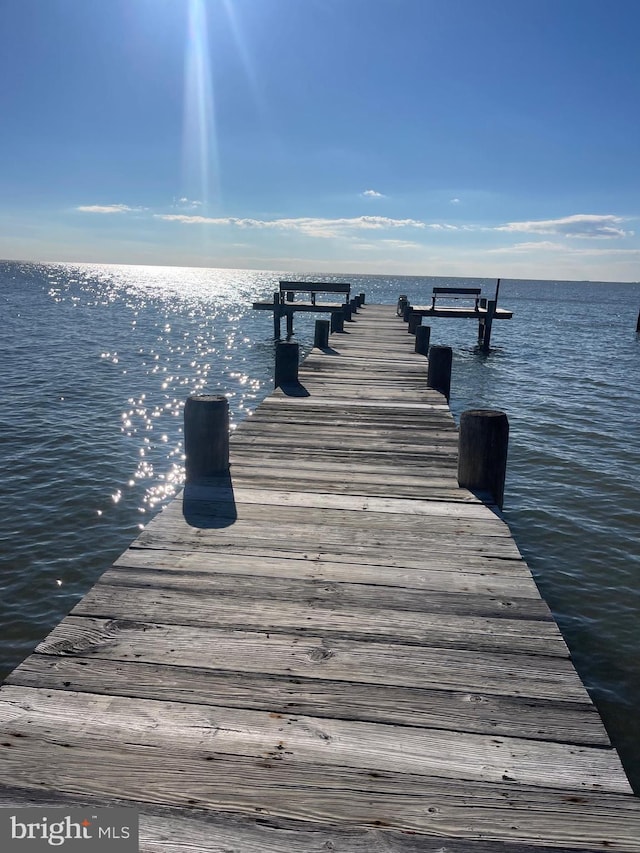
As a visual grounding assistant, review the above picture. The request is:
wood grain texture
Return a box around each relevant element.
[0,303,637,850]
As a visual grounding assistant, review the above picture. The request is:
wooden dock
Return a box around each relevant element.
[1,304,639,851]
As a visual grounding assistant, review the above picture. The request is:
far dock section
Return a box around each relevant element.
[399,279,513,349]
[253,280,364,337]
[1,303,640,851]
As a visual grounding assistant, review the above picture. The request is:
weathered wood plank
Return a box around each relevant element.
[34,618,591,701]
[3,785,617,853]
[6,655,609,745]
[98,565,553,621]
[113,547,543,596]
[70,583,567,656]
[0,738,638,850]
[0,686,628,792]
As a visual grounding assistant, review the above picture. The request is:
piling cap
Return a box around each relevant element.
[188,394,228,403]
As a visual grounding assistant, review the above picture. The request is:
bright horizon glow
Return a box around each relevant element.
[1,0,640,281]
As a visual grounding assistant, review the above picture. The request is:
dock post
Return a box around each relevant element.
[184,395,230,482]
[636,309,640,332]
[396,295,408,316]
[458,409,509,509]
[314,319,330,348]
[407,311,421,335]
[350,297,358,314]
[275,341,299,388]
[273,291,282,339]
[286,310,294,338]
[415,325,431,355]
[402,304,413,322]
[331,310,345,332]
[427,345,452,401]
[359,292,366,305]
[343,302,353,322]
[481,300,496,351]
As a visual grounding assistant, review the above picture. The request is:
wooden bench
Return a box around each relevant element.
[279,281,351,306]
[431,286,482,311]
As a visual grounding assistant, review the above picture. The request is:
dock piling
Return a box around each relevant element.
[457,409,509,509]
[427,345,452,401]
[415,324,431,355]
[314,319,330,348]
[408,311,421,335]
[330,310,345,333]
[275,341,299,387]
[184,395,230,482]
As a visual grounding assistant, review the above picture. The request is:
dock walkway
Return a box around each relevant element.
[1,304,639,851]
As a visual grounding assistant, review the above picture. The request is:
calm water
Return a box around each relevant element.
[2,261,639,791]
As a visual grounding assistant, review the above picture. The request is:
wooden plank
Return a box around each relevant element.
[0,736,638,850]
[34,618,591,701]
[97,565,553,621]
[114,547,542,595]
[0,686,628,792]
[69,583,567,657]
[3,786,619,853]
[7,655,610,745]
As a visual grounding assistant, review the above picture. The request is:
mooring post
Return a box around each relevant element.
[427,345,452,401]
[184,395,230,482]
[457,409,509,509]
[343,302,353,322]
[275,341,299,388]
[314,319,330,348]
[273,291,282,339]
[636,309,640,332]
[481,300,496,351]
[397,295,408,316]
[402,304,413,322]
[286,310,294,338]
[415,325,431,355]
[407,311,421,335]
[331,310,345,332]
[359,292,366,305]
[350,297,358,314]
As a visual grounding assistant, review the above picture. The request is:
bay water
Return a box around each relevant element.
[2,261,639,790]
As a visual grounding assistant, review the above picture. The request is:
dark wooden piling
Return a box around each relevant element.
[330,310,345,333]
[274,341,299,387]
[183,394,230,481]
[479,300,496,350]
[314,319,330,348]
[407,311,421,335]
[415,324,431,355]
[343,302,353,322]
[427,345,452,401]
[636,309,640,332]
[359,292,366,304]
[272,291,281,338]
[458,409,509,509]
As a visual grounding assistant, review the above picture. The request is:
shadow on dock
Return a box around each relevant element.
[182,475,238,528]
[279,380,311,397]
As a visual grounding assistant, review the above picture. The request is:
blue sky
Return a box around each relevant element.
[1,0,639,280]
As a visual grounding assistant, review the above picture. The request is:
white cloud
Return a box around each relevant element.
[362,189,385,198]
[488,241,567,254]
[450,198,460,204]
[176,197,203,209]
[77,204,135,214]
[153,213,428,238]
[496,214,630,239]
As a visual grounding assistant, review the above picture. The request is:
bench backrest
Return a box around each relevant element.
[431,286,482,310]
[432,287,482,296]
[279,281,351,295]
